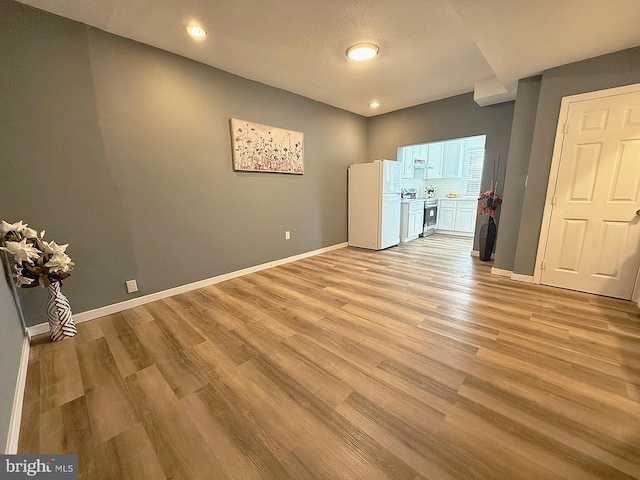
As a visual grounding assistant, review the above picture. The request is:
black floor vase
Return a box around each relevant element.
[478,216,497,261]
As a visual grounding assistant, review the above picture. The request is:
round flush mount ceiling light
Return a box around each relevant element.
[186,24,207,38]
[369,101,380,108]
[346,43,379,61]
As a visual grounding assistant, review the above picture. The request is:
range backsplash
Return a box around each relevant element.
[401,178,465,198]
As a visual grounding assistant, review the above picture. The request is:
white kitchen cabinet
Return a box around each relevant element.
[398,146,414,178]
[427,142,444,178]
[400,200,425,242]
[442,141,462,178]
[437,200,456,230]
[454,200,477,232]
[437,198,476,236]
[405,139,463,180]
[411,145,426,179]
[413,140,463,180]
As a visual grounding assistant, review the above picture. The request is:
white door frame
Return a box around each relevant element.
[533,82,640,301]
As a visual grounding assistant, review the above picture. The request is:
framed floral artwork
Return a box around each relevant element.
[230,119,304,174]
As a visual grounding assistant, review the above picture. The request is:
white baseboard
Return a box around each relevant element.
[471,250,495,260]
[27,242,347,337]
[490,267,512,277]
[489,267,534,284]
[437,230,474,238]
[5,334,30,454]
[510,273,534,283]
[25,323,49,337]
[27,322,49,338]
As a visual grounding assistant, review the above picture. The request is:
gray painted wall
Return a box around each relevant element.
[367,92,515,249]
[0,259,26,453]
[1,0,639,452]
[493,76,541,272]
[513,47,640,276]
[0,1,368,326]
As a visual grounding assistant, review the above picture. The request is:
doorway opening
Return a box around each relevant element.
[397,135,486,239]
[397,135,486,199]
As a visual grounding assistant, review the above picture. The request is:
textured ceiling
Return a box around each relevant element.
[15,0,640,116]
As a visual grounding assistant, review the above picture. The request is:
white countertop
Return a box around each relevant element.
[437,196,477,200]
[401,196,477,203]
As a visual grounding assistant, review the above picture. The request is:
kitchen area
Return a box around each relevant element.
[398,135,486,242]
[347,134,485,251]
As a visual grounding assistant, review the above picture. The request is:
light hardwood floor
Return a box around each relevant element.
[18,235,640,479]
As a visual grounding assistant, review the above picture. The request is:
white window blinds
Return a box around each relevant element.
[462,149,485,197]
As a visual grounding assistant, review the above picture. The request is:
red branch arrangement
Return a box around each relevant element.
[477,156,502,217]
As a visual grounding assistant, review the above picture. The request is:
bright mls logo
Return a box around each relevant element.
[0,455,77,479]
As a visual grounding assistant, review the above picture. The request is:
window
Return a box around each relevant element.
[462,148,484,197]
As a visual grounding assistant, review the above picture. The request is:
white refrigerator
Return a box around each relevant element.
[348,160,402,250]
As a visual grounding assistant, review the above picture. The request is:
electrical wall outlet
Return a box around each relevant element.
[125,279,138,293]
[285,231,290,240]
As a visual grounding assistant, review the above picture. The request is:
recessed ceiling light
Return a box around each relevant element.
[346,43,379,61]
[369,101,380,108]
[186,24,207,38]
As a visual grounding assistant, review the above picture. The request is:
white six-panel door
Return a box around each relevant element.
[538,86,640,299]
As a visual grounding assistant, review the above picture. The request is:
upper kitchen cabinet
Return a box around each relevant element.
[442,141,462,178]
[401,136,476,180]
[426,142,444,178]
[397,146,414,178]
[414,144,428,165]
[414,140,462,180]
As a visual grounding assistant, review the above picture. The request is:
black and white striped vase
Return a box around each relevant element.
[46,281,77,341]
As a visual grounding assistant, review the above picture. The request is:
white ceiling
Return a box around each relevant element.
[16,0,640,116]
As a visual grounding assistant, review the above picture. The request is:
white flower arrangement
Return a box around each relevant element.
[0,220,74,287]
